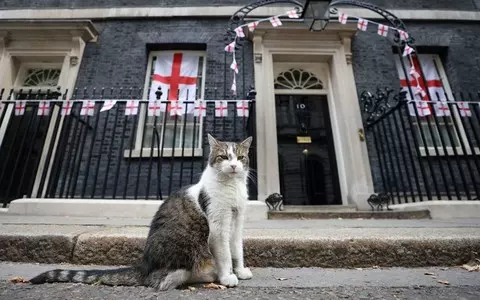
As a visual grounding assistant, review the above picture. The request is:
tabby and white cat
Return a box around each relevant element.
[29,134,253,290]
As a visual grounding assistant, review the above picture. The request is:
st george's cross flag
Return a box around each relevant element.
[15,101,26,116]
[61,100,73,116]
[37,100,50,116]
[100,100,117,112]
[148,52,199,113]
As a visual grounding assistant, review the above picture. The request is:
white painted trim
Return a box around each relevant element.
[0,7,479,22]
[253,26,375,208]
[391,201,480,219]
[7,198,268,220]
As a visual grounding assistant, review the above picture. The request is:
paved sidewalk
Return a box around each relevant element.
[1,214,479,268]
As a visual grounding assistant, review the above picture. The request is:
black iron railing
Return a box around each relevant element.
[0,89,257,206]
[362,89,480,203]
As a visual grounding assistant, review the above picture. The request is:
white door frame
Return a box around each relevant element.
[252,23,374,209]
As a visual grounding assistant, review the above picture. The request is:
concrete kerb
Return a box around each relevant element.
[1,226,480,268]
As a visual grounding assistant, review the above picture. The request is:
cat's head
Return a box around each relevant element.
[207,133,253,179]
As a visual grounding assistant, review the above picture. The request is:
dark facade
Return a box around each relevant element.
[1,0,480,205]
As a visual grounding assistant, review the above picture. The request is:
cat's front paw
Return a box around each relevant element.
[219,274,238,287]
[234,267,253,280]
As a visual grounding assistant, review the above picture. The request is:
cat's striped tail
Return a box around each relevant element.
[28,267,140,286]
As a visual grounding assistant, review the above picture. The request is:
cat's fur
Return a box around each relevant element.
[29,134,253,290]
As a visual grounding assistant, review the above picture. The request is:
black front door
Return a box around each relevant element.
[276,94,341,205]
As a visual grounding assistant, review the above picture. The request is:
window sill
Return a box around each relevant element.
[124,148,204,158]
[419,147,480,157]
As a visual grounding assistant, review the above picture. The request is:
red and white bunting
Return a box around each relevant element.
[457,102,472,117]
[37,100,50,116]
[125,100,139,116]
[194,100,207,117]
[80,100,95,116]
[230,59,239,74]
[100,100,117,112]
[338,12,348,24]
[231,76,237,95]
[377,24,389,37]
[409,66,421,79]
[236,100,249,117]
[414,86,427,98]
[147,100,162,117]
[247,21,259,32]
[357,18,368,31]
[234,26,245,38]
[269,16,282,27]
[169,100,184,116]
[434,102,451,117]
[61,100,73,116]
[402,45,415,57]
[408,100,431,117]
[287,9,299,18]
[215,100,228,117]
[224,41,236,53]
[398,30,409,41]
[15,101,26,116]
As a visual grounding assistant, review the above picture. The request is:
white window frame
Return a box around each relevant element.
[125,50,206,158]
[400,54,478,156]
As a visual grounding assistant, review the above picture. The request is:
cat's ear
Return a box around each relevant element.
[207,133,220,147]
[240,136,253,149]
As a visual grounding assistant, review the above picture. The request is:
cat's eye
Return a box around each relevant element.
[218,155,228,160]
[237,156,245,160]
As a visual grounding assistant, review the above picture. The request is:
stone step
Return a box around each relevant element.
[268,209,431,220]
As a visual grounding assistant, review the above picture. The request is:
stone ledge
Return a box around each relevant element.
[0,235,75,264]
[268,210,431,220]
[1,233,479,268]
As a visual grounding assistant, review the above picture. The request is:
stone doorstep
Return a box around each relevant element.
[268,210,432,220]
[6,199,268,221]
[1,226,480,268]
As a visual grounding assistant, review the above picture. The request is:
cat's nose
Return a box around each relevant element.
[231,165,236,170]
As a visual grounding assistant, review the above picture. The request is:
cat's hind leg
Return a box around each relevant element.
[145,269,191,291]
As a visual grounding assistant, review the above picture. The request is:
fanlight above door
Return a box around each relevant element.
[274,68,323,90]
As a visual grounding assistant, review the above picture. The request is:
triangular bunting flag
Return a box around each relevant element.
[338,12,348,24]
[147,100,162,117]
[231,76,237,95]
[247,21,259,32]
[15,101,26,116]
[80,100,95,116]
[403,45,415,57]
[125,100,139,116]
[434,102,451,117]
[269,16,282,27]
[236,100,249,117]
[100,100,117,112]
[230,59,239,74]
[194,100,207,117]
[215,100,229,117]
[169,100,184,117]
[357,18,368,31]
[287,9,299,18]
[399,29,409,41]
[37,100,50,116]
[457,102,472,117]
[377,24,389,37]
[61,100,73,116]
[224,41,236,53]
[234,26,245,38]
